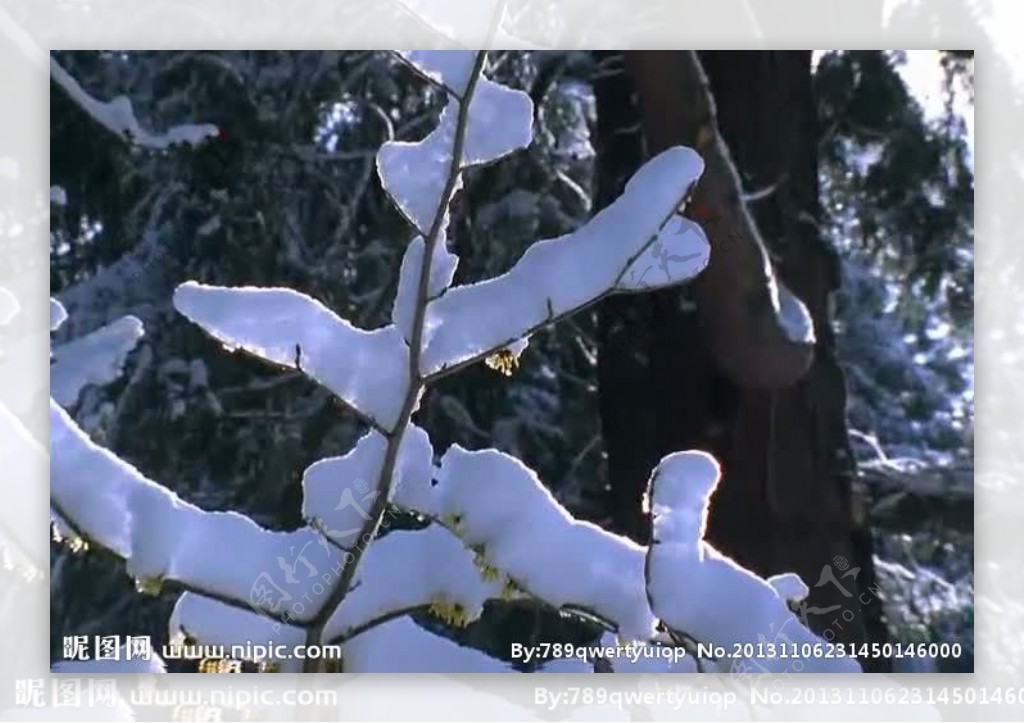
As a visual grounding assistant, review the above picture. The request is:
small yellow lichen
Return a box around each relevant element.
[442,512,463,533]
[471,550,501,582]
[428,597,470,628]
[134,575,164,597]
[198,657,241,673]
[67,536,90,555]
[500,577,521,601]
[484,349,520,377]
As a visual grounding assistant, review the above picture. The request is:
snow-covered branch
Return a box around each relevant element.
[173,283,409,432]
[50,56,218,150]
[50,316,144,407]
[50,399,343,625]
[644,451,861,672]
[394,444,657,640]
[419,149,708,377]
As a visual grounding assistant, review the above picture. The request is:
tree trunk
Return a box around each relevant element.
[592,51,888,664]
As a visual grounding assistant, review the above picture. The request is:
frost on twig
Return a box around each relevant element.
[644,451,861,673]
[50,56,218,150]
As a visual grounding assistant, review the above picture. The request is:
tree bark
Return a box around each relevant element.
[593,51,888,662]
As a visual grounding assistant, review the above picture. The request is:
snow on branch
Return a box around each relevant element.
[50,56,218,149]
[396,51,477,99]
[174,282,410,432]
[391,235,459,342]
[50,399,344,623]
[49,297,68,332]
[322,525,504,643]
[301,424,432,547]
[50,315,144,407]
[394,444,657,640]
[644,451,860,673]
[378,51,533,236]
[419,148,708,377]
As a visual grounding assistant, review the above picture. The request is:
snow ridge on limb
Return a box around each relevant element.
[173,282,409,431]
[50,399,344,623]
[643,451,861,673]
[50,56,218,149]
[391,235,459,342]
[377,51,533,236]
[50,316,144,407]
[419,147,708,377]
[393,444,657,640]
[322,525,503,644]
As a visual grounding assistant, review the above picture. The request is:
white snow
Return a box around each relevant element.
[644,451,860,673]
[767,572,810,603]
[169,592,305,670]
[302,431,387,548]
[397,50,477,98]
[775,279,816,344]
[420,147,706,376]
[377,69,532,236]
[616,215,709,292]
[342,615,512,672]
[303,424,433,546]
[50,399,345,622]
[393,444,657,640]
[49,297,67,331]
[50,315,144,407]
[462,78,534,166]
[50,56,218,150]
[377,103,462,236]
[49,185,68,206]
[391,235,459,342]
[322,525,502,642]
[174,281,409,431]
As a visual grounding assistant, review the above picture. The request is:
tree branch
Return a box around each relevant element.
[302,51,489,672]
[624,50,815,388]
